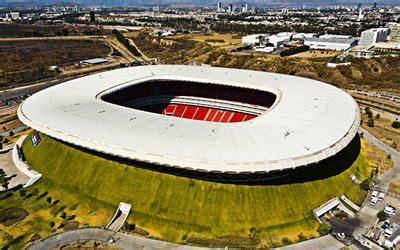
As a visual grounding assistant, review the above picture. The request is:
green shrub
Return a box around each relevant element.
[317,221,332,236]
[377,210,387,222]
[360,179,370,191]
[280,46,310,57]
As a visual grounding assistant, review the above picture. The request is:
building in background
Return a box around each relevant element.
[359,28,389,46]
[217,2,222,12]
[388,23,400,42]
[242,34,268,46]
[241,4,248,13]
[228,4,233,13]
[9,12,20,20]
[304,37,357,51]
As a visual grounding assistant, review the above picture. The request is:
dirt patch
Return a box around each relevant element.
[187,236,260,248]
[0,207,29,226]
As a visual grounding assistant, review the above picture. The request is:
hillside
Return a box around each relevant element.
[133,33,400,91]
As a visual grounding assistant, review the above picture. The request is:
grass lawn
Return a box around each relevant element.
[389,179,400,195]
[361,112,399,151]
[1,132,376,248]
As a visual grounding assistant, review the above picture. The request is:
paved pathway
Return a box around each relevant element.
[360,128,400,191]
[276,235,346,250]
[29,228,207,250]
[0,150,30,191]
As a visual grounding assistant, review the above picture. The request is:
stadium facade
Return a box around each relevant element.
[18,65,360,179]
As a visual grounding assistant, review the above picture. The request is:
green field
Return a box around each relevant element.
[1,132,370,247]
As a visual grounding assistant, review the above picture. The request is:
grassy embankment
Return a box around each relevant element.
[0,132,375,247]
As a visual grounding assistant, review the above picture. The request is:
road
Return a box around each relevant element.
[29,228,206,250]
[360,128,400,191]
[276,235,347,250]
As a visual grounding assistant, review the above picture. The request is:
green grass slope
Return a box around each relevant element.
[22,133,366,245]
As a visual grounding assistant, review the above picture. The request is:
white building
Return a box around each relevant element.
[385,227,400,248]
[9,12,20,20]
[304,37,357,51]
[242,34,268,46]
[217,2,222,12]
[241,4,248,13]
[267,35,291,48]
[359,28,389,46]
[228,4,233,13]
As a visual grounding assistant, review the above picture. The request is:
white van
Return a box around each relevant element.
[384,206,396,216]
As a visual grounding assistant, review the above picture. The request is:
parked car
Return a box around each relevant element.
[360,240,372,249]
[372,190,378,198]
[371,197,378,206]
[384,228,393,238]
[384,205,396,216]
[378,192,385,201]
[381,220,390,229]
[337,232,346,239]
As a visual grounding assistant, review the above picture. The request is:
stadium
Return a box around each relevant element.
[17,65,360,183]
[15,65,368,244]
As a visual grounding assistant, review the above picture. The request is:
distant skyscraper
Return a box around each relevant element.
[357,3,362,9]
[358,9,364,20]
[217,2,222,12]
[89,11,95,22]
[241,4,248,13]
[373,2,378,9]
[228,4,233,13]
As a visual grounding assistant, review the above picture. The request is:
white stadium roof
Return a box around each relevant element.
[18,65,360,174]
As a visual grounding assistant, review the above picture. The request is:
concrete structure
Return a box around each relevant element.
[304,37,357,51]
[81,58,110,65]
[106,202,132,232]
[18,65,360,174]
[359,28,389,46]
[12,136,42,187]
[242,34,268,45]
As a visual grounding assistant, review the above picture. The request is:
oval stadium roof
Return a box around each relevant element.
[18,65,360,174]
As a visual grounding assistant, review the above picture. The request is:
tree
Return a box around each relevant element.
[317,221,332,236]
[375,113,380,119]
[377,210,387,222]
[360,179,370,191]
[392,120,399,129]
[367,118,374,127]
